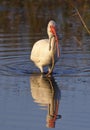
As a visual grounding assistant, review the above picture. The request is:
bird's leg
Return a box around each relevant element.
[48,65,52,73]
[46,54,55,77]
[39,66,43,74]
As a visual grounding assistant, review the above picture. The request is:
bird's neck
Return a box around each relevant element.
[49,36,56,51]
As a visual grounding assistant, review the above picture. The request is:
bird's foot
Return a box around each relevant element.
[40,71,52,77]
[46,71,52,77]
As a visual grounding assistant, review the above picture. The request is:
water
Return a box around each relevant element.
[0,1,90,130]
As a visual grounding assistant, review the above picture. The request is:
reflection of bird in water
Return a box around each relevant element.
[30,20,60,76]
[30,74,62,128]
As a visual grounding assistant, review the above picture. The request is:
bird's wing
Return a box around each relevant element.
[30,39,49,63]
[30,43,40,63]
[31,56,40,63]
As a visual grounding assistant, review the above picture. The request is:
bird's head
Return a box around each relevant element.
[47,20,60,57]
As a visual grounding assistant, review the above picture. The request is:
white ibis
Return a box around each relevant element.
[30,20,60,75]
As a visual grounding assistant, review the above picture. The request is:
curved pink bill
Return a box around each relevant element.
[50,26,60,57]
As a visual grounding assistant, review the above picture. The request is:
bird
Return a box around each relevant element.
[30,20,60,76]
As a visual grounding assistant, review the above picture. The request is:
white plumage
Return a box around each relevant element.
[30,20,60,75]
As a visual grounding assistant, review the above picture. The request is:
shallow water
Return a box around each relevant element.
[0,1,90,130]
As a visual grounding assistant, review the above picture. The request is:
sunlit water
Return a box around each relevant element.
[0,1,90,130]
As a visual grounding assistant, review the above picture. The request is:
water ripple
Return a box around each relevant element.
[0,33,90,77]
